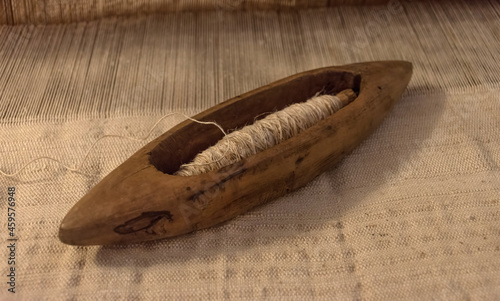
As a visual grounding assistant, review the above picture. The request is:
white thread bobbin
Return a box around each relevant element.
[176,89,356,176]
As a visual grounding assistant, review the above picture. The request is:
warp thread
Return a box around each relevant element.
[176,89,355,176]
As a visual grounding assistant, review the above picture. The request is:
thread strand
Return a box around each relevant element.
[0,113,226,178]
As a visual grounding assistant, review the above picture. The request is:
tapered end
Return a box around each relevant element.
[58,197,112,245]
[58,217,92,246]
[58,164,165,246]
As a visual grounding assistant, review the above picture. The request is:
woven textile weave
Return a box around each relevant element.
[0,0,499,300]
[0,0,388,25]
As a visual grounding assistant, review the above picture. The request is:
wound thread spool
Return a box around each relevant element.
[176,89,357,176]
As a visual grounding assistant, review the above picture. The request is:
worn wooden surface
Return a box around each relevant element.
[59,61,412,245]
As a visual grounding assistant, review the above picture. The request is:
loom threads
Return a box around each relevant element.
[176,89,355,176]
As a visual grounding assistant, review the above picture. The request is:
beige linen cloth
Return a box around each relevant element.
[1,0,499,300]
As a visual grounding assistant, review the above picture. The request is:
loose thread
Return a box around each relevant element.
[0,113,227,178]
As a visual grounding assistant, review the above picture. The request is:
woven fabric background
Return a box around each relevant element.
[0,0,388,25]
[1,0,499,300]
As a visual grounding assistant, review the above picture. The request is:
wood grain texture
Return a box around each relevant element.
[0,0,390,25]
[59,60,412,245]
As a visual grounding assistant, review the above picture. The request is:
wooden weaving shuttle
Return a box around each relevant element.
[59,60,412,245]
